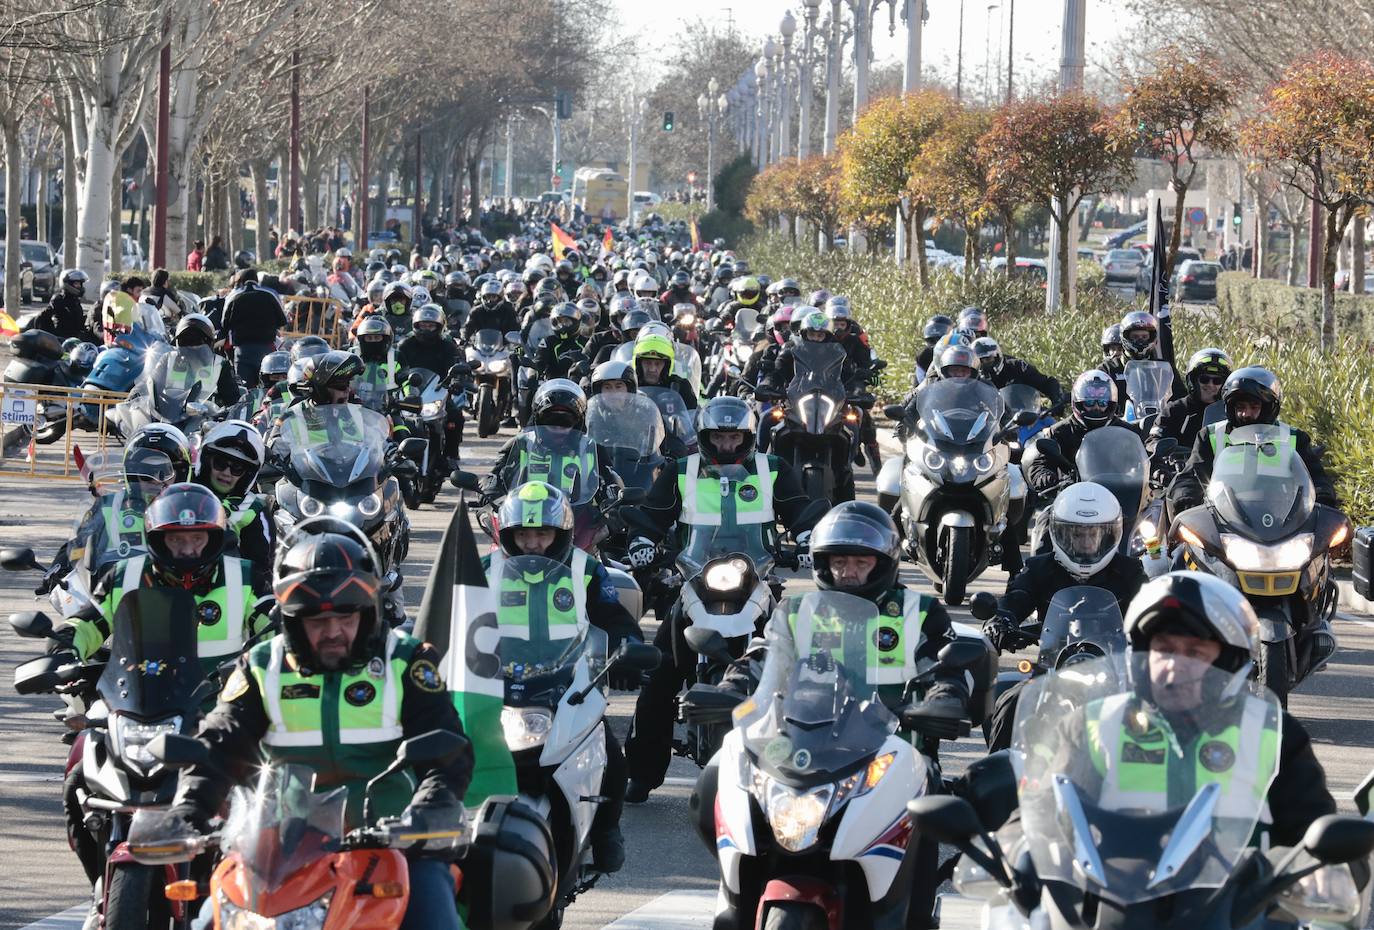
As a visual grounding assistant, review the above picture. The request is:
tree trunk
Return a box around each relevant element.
[75,107,117,285]
[302,154,322,233]
[62,113,78,267]
[1000,207,1017,274]
[1321,208,1340,352]
[1168,184,1187,278]
[36,159,48,245]
[109,162,123,275]
[1286,223,1299,286]
[1354,216,1366,294]
[250,158,271,262]
[913,207,929,288]
[2,122,23,311]
[228,175,245,254]
[1056,197,1071,309]
[466,150,481,219]
[374,162,388,244]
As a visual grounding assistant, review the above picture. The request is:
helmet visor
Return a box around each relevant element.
[1051,518,1121,567]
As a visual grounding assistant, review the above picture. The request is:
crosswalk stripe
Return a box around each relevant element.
[17,906,86,930]
[601,891,716,929]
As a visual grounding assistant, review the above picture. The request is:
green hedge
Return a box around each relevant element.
[107,271,227,297]
[1216,271,1374,345]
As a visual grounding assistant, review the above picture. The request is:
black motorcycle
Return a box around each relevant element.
[764,340,864,503]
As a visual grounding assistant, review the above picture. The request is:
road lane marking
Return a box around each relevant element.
[1337,612,1374,629]
[0,772,63,784]
[17,906,86,930]
[602,891,716,929]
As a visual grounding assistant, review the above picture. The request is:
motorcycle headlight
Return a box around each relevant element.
[501,706,553,750]
[1221,533,1313,572]
[751,770,833,852]
[972,453,994,473]
[219,889,333,930]
[488,358,510,374]
[111,714,182,774]
[737,346,753,362]
[421,399,444,417]
[703,558,748,593]
[922,447,945,471]
[299,495,324,518]
[357,491,382,518]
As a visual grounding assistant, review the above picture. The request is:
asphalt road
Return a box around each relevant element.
[1,418,1370,930]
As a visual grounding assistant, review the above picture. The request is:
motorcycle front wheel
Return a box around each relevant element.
[105,861,170,929]
[762,901,829,930]
[940,524,971,606]
[477,384,498,437]
[1257,639,1290,708]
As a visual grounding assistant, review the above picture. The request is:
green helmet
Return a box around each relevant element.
[633,332,675,384]
[498,481,574,561]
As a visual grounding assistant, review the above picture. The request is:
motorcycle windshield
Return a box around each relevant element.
[641,386,696,444]
[524,319,553,354]
[97,588,205,717]
[611,342,634,365]
[916,379,1003,449]
[676,462,774,579]
[397,368,443,408]
[999,383,1043,414]
[506,428,600,505]
[1208,424,1315,544]
[135,344,213,423]
[1077,426,1149,522]
[1125,360,1173,410]
[675,342,703,392]
[1013,655,1279,906]
[586,393,666,458]
[220,764,348,906]
[737,592,897,785]
[473,329,503,355]
[1036,586,1125,670]
[488,555,592,687]
[277,404,389,492]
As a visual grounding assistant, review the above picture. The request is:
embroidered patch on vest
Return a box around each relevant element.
[874,626,900,652]
[197,602,222,626]
[553,588,575,611]
[738,485,758,502]
[367,657,386,680]
[501,590,527,607]
[281,683,320,700]
[1121,742,1166,765]
[344,681,377,706]
[1199,740,1235,773]
[410,659,445,693]
[884,600,901,616]
[563,462,578,479]
[220,667,250,702]
[122,514,138,529]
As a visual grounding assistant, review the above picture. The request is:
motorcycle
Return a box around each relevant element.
[765,340,863,504]
[107,344,224,441]
[467,328,517,438]
[492,555,660,926]
[269,404,416,622]
[915,653,1374,930]
[2,329,93,444]
[698,591,983,930]
[640,385,697,454]
[11,590,214,929]
[889,379,1013,605]
[391,366,463,508]
[517,318,554,428]
[585,392,666,495]
[78,327,166,431]
[1171,423,1347,705]
[1123,359,1174,434]
[127,731,469,930]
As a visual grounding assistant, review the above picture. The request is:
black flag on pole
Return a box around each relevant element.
[1148,198,1170,318]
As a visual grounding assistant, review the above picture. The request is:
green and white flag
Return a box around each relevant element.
[414,500,516,803]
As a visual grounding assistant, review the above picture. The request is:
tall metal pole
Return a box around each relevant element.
[823,0,842,155]
[289,48,301,235]
[850,0,871,121]
[412,131,422,248]
[360,85,369,249]
[779,25,794,161]
[503,115,514,202]
[626,97,639,222]
[1046,0,1085,311]
[903,0,923,92]
[754,60,768,172]
[983,5,997,103]
[151,17,169,269]
[956,0,965,100]
[798,3,818,159]
[1005,0,1015,102]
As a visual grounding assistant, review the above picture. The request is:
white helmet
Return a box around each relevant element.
[1050,482,1122,580]
[632,272,658,296]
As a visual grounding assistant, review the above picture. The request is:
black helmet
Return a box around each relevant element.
[810,501,901,601]
[551,301,581,335]
[273,519,384,669]
[124,424,193,503]
[1222,366,1281,425]
[1101,324,1123,360]
[355,315,393,361]
[1124,570,1259,688]
[621,308,652,341]
[496,481,574,561]
[590,360,637,395]
[307,350,364,404]
[60,268,89,300]
[173,313,215,348]
[923,314,953,346]
[696,396,757,465]
[1072,370,1117,427]
[1185,347,1232,389]
[144,482,228,588]
[233,250,255,270]
[1119,310,1158,360]
[972,337,1002,375]
[412,303,445,338]
[260,350,292,385]
[532,378,587,429]
[290,335,330,362]
[669,270,691,290]
[937,344,979,380]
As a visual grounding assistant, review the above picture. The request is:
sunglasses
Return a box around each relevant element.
[1197,375,1225,386]
[211,456,251,476]
[1078,398,1111,409]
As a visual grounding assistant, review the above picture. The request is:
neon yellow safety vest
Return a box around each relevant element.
[98,490,147,560]
[1086,692,1280,820]
[224,494,266,537]
[247,630,419,825]
[783,590,928,688]
[163,353,223,396]
[357,354,399,410]
[492,548,590,642]
[676,452,776,527]
[1207,422,1297,468]
[515,441,597,498]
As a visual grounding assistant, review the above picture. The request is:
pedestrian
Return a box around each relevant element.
[186,240,206,271]
[220,268,290,388]
[204,235,229,271]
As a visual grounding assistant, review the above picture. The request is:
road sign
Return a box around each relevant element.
[551,174,562,188]
[1187,207,1206,224]
[1,391,35,426]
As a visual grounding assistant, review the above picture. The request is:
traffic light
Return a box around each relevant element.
[662,111,675,132]
[555,159,563,173]
[1232,204,1243,228]
[555,90,572,120]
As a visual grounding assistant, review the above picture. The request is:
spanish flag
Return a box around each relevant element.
[603,228,614,254]
[550,222,577,260]
[0,309,20,339]
[689,219,701,252]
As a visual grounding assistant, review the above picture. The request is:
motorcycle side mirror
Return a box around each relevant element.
[257,463,282,483]
[147,732,210,769]
[1303,815,1374,865]
[1152,437,1179,458]
[611,641,662,672]
[907,796,1012,887]
[882,404,905,421]
[13,654,67,695]
[0,547,43,572]
[398,437,427,461]
[1014,410,1039,427]
[406,370,426,390]
[968,591,999,622]
[504,331,522,346]
[936,638,988,672]
[683,626,733,664]
[9,610,56,640]
[450,469,482,492]
[446,363,470,383]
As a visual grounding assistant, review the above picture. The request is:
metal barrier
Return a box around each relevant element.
[0,382,128,482]
[282,296,348,347]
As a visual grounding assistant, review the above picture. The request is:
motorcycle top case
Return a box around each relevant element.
[1354,526,1374,600]
[458,797,557,930]
[12,329,65,362]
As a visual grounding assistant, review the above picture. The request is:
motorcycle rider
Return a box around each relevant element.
[353,315,399,410]
[659,270,699,317]
[1101,323,1124,366]
[826,300,884,475]
[622,396,823,802]
[220,271,290,387]
[167,312,242,407]
[896,344,983,428]
[972,336,1064,406]
[533,301,587,381]
[717,275,764,324]
[192,420,274,587]
[395,305,465,466]
[463,278,519,341]
[913,314,955,384]
[168,522,474,930]
[1101,309,1185,402]
[486,481,646,872]
[1151,347,1232,450]
[634,330,697,409]
[1167,365,1337,517]
[31,269,96,342]
[483,379,615,503]
[982,481,1146,750]
[758,309,861,397]
[1025,370,1140,498]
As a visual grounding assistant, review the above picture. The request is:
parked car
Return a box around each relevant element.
[1103,248,1145,284]
[1077,248,1100,264]
[54,234,147,273]
[1133,247,1201,293]
[0,241,35,305]
[20,240,57,300]
[1172,259,1221,302]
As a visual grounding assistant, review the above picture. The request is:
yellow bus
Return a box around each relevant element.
[574,168,629,223]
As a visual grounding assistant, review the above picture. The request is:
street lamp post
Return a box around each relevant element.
[754,57,769,171]
[779,12,796,161]
[956,0,966,100]
[902,0,924,92]
[624,94,642,223]
[1045,0,1085,311]
[798,0,820,160]
[822,0,843,155]
[984,4,998,103]
[848,0,872,120]
[698,76,724,212]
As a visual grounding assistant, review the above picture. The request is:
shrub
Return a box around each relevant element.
[1216,271,1374,345]
[107,270,226,297]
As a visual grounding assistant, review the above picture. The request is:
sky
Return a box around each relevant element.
[614,0,1141,97]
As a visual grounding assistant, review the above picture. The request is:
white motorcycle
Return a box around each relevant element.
[492,555,659,927]
[694,590,984,930]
